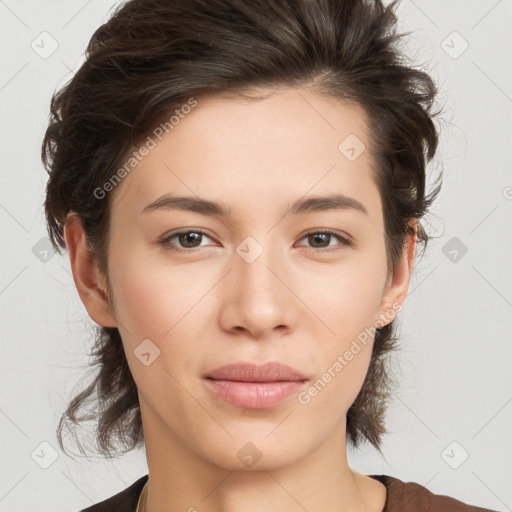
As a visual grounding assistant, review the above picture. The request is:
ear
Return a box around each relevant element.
[63,213,117,328]
[377,220,417,325]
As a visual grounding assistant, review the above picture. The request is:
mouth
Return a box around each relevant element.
[203,362,308,409]
[204,361,308,382]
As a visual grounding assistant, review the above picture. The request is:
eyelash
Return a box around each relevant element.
[158,228,351,254]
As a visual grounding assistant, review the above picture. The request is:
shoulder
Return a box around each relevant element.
[369,474,499,512]
[77,474,148,512]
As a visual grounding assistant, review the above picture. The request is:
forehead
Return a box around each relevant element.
[109,87,382,226]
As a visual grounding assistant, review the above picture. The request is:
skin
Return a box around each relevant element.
[64,87,417,512]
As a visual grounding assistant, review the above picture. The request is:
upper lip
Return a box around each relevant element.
[204,362,308,382]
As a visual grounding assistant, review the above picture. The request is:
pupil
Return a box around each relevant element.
[180,232,201,247]
[310,233,329,247]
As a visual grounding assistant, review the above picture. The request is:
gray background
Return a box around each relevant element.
[1,0,511,511]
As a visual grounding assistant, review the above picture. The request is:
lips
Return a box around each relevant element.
[203,362,308,409]
[204,361,308,382]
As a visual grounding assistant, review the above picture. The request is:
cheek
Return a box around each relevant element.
[301,252,387,393]
[300,352,372,416]
[297,314,377,420]
[108,246,200,339]
[304,253,388,339]
[107,248,218,382]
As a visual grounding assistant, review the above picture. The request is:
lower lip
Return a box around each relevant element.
[203,379,306,409]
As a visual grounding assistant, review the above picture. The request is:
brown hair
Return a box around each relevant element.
[43,0,443,458]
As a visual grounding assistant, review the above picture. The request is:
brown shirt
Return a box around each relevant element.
[79,473,499,512]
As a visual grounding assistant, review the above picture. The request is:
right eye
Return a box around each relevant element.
[159,229,217,252]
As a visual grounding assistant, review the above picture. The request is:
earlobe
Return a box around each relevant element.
[63,213,117,328]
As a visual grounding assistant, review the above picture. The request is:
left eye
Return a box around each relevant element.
[296,230,350,251]
[159,229,350,252]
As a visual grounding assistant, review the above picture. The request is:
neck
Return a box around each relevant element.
[140,399,385,512]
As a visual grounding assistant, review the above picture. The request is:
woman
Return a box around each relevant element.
[42,0,498,510]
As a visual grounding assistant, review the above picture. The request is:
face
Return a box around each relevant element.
[67,87,414,472]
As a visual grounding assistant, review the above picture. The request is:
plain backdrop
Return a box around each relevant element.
[1,0,511,511]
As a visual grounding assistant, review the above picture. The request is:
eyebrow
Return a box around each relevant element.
[141,193,368,217]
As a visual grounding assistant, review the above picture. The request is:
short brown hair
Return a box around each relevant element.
[43,0,443,458]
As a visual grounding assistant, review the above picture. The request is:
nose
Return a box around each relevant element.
[217,242,297,340]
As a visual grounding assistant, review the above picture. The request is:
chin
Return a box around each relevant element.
[195,431,315,472]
